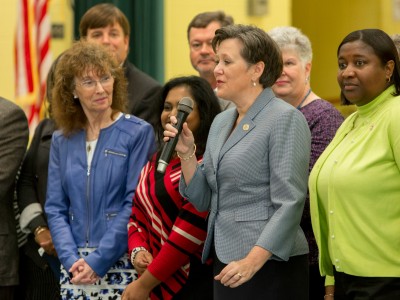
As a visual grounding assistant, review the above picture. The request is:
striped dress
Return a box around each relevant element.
[128,154,212,300]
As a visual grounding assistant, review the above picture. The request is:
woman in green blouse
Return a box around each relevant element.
[309,29,400,300]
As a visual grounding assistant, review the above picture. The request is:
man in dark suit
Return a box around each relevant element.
[79,3,162,128]
[187,11,235,110]
[0,97,29,300]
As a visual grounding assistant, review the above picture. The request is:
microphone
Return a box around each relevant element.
[157,97,194,173]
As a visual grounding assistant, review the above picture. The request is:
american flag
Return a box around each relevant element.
[15,0,52,133]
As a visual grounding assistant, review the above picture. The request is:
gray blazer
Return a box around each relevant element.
[0,97,29,285]
[180,88,310,264]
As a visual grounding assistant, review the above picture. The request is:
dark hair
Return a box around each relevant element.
[212,24,282,88]
[337,29,400,105]
[187,11,234,40]
[156,76,221,155]
[44,53,64,118]
[52,40,127,136]
[79,3,130,38]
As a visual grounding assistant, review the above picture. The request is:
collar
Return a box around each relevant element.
[357,85,396,117]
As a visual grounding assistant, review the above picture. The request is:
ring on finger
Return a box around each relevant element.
[236,273,243,278]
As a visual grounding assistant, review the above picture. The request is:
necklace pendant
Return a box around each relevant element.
[296,88,312,110]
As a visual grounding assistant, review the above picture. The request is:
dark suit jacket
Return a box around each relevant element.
[124,61,162,128]
[17,118,56,269]
[0,97,29,285]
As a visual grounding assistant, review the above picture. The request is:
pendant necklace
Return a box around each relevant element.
[296,89,312,110]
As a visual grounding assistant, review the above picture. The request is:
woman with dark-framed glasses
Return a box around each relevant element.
[45,40,156,299]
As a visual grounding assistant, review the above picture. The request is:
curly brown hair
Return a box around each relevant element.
[51,40,127,136]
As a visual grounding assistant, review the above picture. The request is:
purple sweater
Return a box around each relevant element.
[299,99,344,265]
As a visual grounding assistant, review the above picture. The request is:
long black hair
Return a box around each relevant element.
[155,76,222,155]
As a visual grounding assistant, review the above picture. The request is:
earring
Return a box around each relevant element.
[252,81,256,87]
[305,76,310,83]
[387,75,392,83]
[73,95,78,99]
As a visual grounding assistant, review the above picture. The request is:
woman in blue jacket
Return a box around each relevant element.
[44,40,156,299]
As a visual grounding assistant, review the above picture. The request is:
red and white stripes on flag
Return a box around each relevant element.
[15,0,51,132]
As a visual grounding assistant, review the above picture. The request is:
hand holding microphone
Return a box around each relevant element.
[157,97,194,173]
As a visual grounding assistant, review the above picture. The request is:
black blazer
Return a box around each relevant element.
[0,97,29,285]
[18,118,55,231]
[124,61,162,128]
[17,118,55,269]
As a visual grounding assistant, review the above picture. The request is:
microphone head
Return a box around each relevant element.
[178,97,194,114]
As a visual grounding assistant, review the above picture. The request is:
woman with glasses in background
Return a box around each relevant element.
[45,40,156,299]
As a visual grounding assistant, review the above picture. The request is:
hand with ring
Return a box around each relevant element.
[214,246,271,288]
[214,261,249,288]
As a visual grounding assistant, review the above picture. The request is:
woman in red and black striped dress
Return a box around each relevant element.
[123,76,222,300]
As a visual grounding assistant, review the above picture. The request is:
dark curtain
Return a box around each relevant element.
[72,0,164,83]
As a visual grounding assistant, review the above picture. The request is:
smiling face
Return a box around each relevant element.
[272,48,310,104]
[189,21,221,83]
[214,38,256,102]
[74,69,114,116]
[86,23,129,64]
[161,85,200,135]
[337,40,393,106]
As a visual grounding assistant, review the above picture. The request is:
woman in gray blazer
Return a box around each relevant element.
[165,24,311,299]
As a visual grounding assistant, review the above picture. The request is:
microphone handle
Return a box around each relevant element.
[157,110,189,173]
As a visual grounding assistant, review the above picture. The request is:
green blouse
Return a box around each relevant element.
[309,85,400,284]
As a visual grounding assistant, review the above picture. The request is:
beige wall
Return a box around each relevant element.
[293,0,400,104]
[0,0,18,101]
[49,0,74,58]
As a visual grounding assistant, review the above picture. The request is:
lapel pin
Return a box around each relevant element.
[243,124,249,131]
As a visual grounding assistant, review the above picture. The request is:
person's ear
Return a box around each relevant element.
[252,61,265,82]
[305,62,312,80]
[385,60,395,82]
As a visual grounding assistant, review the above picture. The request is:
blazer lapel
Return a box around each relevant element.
[219,88,274,159]
[210,109,237,168]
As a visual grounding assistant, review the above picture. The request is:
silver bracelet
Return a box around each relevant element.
[130,246,148,266]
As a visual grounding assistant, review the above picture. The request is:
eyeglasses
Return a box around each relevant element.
[76,75,114,90]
